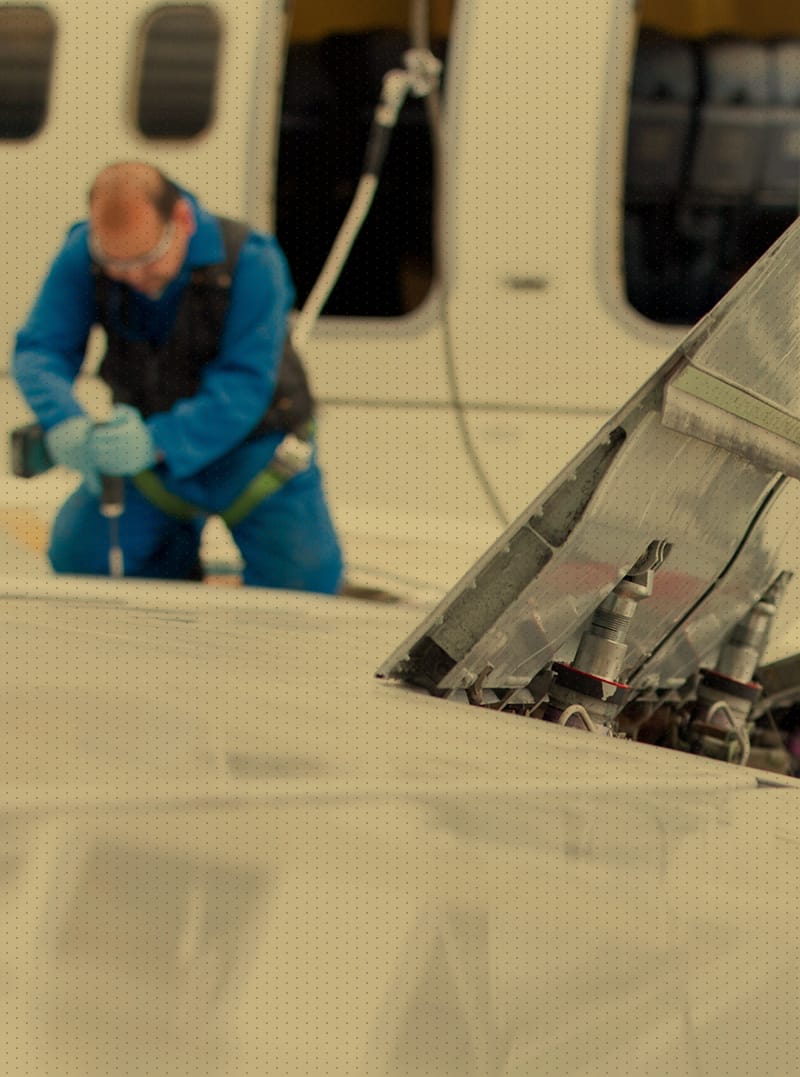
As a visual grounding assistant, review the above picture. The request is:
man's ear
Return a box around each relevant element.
[174,197,196,238]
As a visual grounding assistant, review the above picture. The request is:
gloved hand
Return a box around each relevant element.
[44,415,100,494]
[91,404,157,476]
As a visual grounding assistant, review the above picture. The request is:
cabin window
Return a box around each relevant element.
[0,6,55,140]
[136,5,220,139]
[624,3,800,325]
[276,2,452,317]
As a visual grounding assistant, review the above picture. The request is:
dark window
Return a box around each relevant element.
[137,5,220,139]
[624,24,799,325]
[276,27,448,317]
[0,6,55,140]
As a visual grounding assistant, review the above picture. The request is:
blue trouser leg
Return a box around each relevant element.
[49,479,204,579]
[49,437,344,592]
[228,460,344,593]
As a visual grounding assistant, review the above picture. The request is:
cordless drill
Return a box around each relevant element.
[11,421,125,578]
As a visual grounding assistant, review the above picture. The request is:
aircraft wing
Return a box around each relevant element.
[0,575,799,1075]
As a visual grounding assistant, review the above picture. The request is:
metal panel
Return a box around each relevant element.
[380,216,800,693]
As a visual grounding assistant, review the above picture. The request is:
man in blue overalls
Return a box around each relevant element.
[12,161,344,592]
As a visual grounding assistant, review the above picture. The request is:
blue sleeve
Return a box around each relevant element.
[11,224,95,431]
[147,233,296,480]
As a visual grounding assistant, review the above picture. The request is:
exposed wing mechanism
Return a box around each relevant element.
[379,217,800,770]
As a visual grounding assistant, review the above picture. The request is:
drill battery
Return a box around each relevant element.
[11,422,54,478]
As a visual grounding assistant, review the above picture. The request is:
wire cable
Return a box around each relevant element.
[410,0,510,528]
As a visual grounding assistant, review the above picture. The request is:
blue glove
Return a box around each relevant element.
[91,404,157,476]
[44,415,100,494]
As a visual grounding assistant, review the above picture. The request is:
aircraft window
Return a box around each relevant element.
[276,17,449,317]
[0,6,55,140]
[624,22,800,325]
[136,5,220,139]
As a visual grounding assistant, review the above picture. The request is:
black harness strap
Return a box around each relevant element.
[92,215,314,435]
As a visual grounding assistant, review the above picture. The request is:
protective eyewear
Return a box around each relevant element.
[89,219,175,273]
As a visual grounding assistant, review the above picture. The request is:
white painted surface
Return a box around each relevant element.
[0,575,798,1074]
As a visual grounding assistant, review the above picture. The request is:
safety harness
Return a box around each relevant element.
[92,216,316,525]
[131,421,315,526]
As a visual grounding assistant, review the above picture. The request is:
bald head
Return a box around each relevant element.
[88,162,194,298]
[89,162,180,225]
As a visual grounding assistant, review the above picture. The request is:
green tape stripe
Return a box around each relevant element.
[220,469,285,527]
[132,472,204,521]
[673,366,800,448]
[133,458,297,526]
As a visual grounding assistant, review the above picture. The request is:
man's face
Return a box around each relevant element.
[89,196,192,299]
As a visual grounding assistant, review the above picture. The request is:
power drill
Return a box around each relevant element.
[11,421,126,578]
[11,421,53,478]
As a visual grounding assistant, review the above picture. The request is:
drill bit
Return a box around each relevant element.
[100,475,125,579]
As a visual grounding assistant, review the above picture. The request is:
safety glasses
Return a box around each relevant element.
[89,219,175,273]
